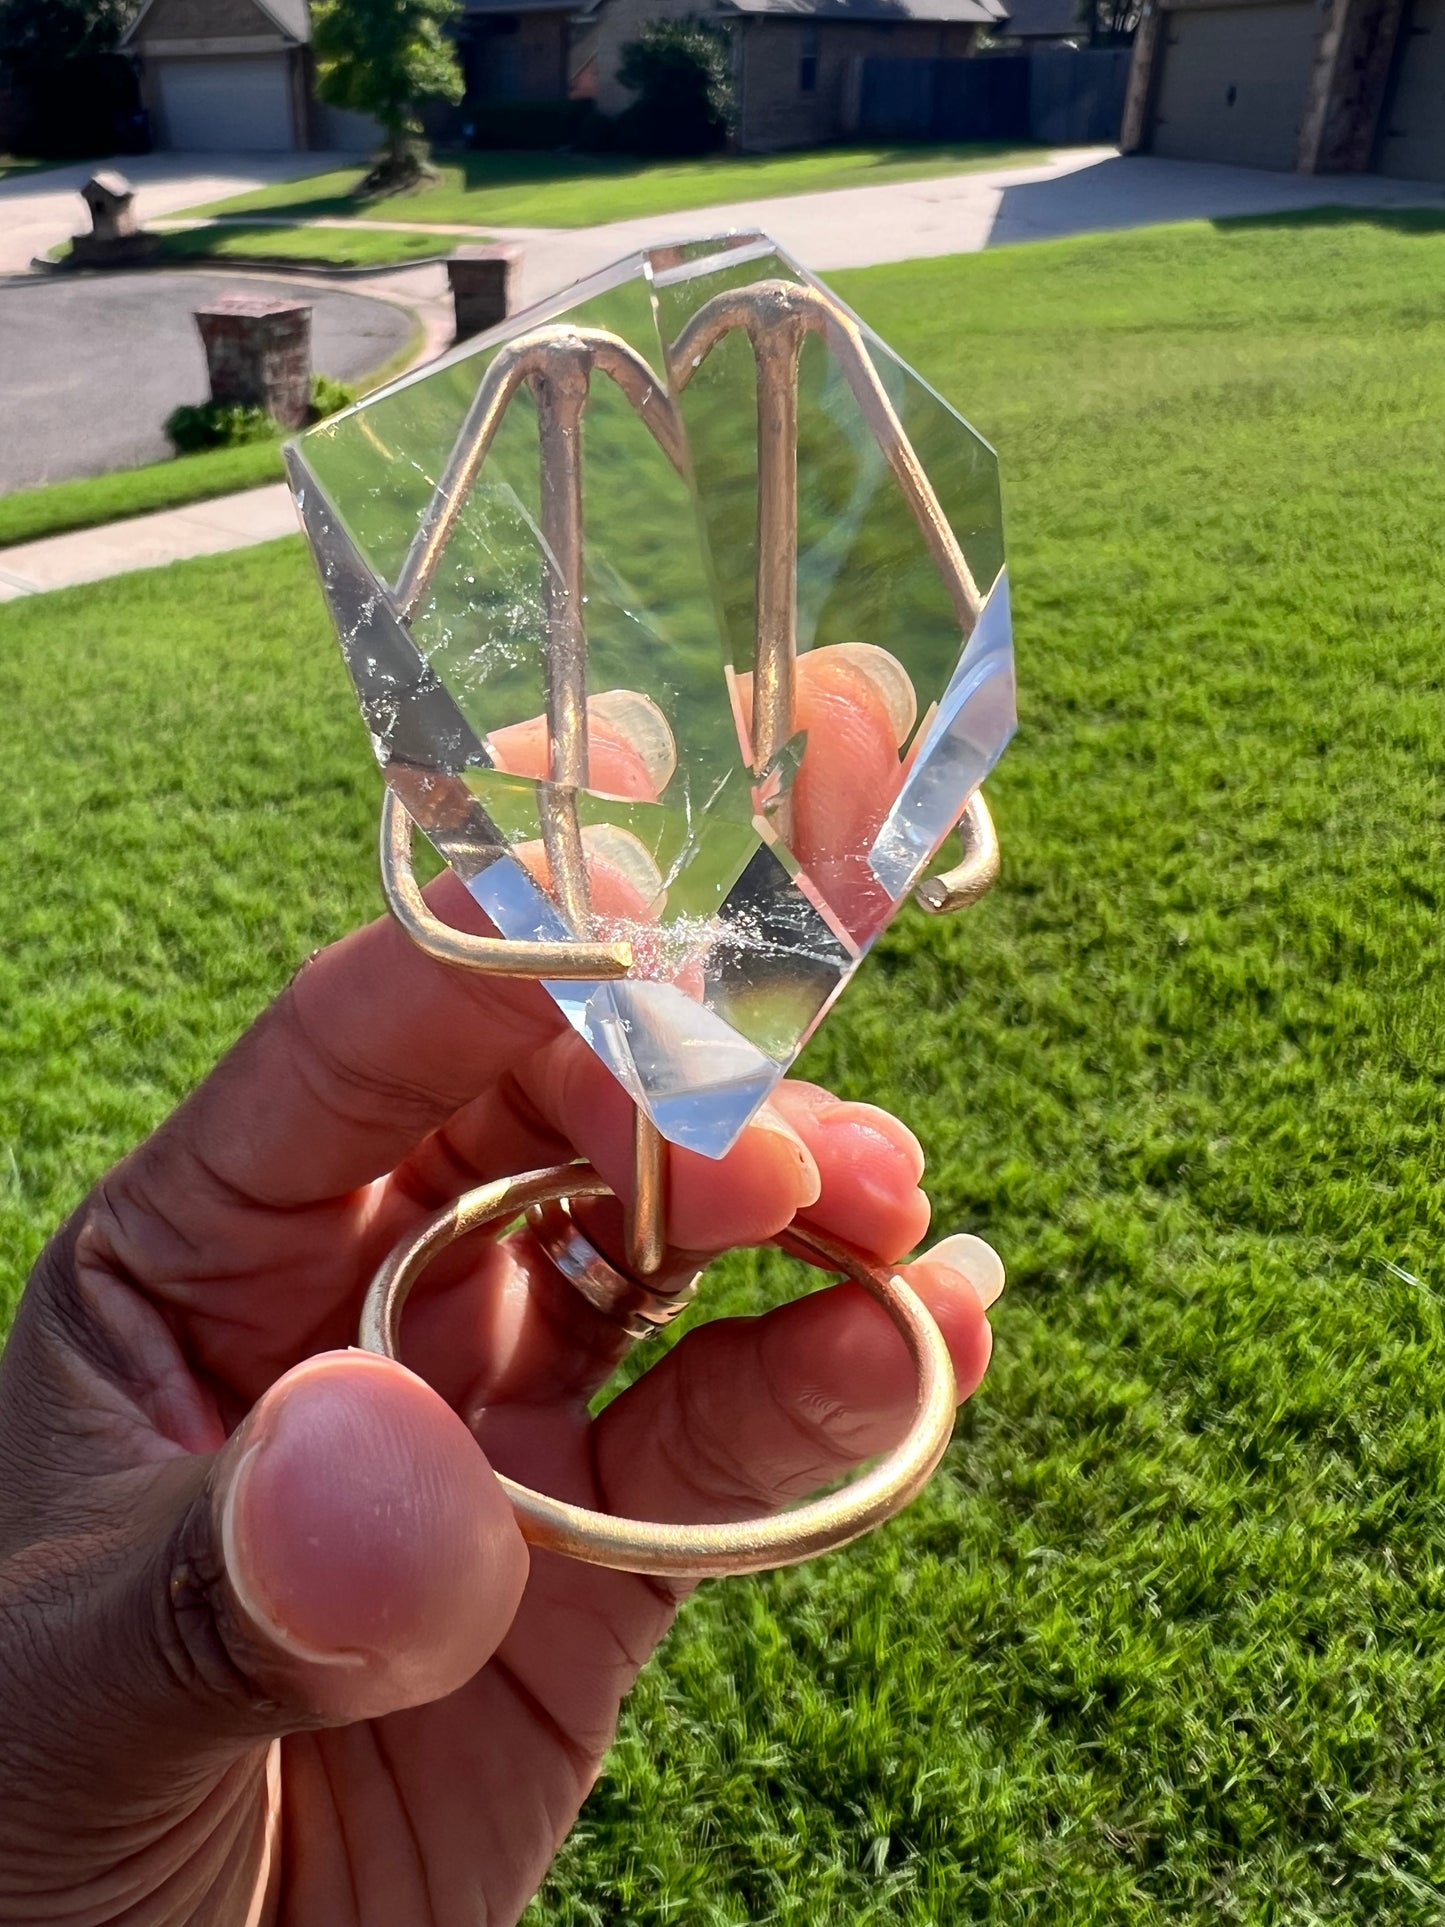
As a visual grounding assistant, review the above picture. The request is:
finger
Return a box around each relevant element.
[0,1342,530,1895]
[390,1060,930,1414]
[390,1046,926,1316]
[591,1237,1002,1533]
[486,688,676,800]
[739,644,915,938]
[511,823,667,923]
[148,1354,526,1757]
[119,684,679,1235]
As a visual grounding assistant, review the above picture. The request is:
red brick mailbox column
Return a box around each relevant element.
[193,296,313,429]
[447,246,522,341]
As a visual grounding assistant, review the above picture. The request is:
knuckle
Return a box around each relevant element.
[154,1481,313,1736]
[668,1330,784,1516]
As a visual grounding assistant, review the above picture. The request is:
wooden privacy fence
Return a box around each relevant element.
[856,47,1132,147]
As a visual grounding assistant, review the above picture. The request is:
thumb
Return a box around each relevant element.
[186,1351,529,1729]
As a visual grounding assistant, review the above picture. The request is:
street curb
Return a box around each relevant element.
[31,249,459,279]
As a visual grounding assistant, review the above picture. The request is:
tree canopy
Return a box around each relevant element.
[311,0,464,171]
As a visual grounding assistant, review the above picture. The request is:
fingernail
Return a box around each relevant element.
[217,1437,365,1670]
[831,644,918,746]
[753,1101,823,1208]
[581,824,665,908]
[589,690,678,792]
[923,1232,1006,1310]
[811,1097,926,1185]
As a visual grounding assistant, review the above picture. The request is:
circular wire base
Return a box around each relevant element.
[358,1164,958,1579]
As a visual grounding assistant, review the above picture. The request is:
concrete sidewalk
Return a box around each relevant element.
[5,145,1444,601]
[0,484,295,600]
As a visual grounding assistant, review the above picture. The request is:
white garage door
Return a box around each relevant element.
[154,55,297,152]
[1150,3,1319,172]
[1376,0,1445,182]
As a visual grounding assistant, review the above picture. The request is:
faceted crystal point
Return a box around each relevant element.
[288,232,1016,1159]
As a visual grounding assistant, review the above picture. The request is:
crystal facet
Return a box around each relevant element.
[287,233,1015,1158]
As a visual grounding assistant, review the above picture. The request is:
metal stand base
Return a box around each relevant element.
[358,1162,958,1579]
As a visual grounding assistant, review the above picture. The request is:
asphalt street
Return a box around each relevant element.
[0,270,415,490]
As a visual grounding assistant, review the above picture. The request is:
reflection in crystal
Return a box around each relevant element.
[288,232,1015,1158]
[871,569,1017,902]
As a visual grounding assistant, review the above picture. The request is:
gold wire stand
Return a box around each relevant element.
[357,277,1001,1576]
[361,1165,958,1579]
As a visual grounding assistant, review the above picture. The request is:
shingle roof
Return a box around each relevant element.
[121,0,308,43]
[255,0,308,38]
[725,0,1006,18]
[462,0,582,12]
[996,0,1085,36]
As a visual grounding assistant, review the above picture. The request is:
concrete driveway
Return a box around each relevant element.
[0,152,351,275]
[507,147,1445,303]
[0,271,414,490]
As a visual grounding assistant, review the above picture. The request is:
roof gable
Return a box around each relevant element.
[997,0,1084,36]
[123,0,306,45]
[725,0,1005,20]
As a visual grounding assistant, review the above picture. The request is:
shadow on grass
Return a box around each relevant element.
[1212,204,1445,238]
[154,222,455,267]
[253,140,1048,222]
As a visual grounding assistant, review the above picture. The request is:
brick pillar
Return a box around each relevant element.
[193,296,313,429]
[1119,1,1165,154]
[447,246,522,341]
[1297,0,1407,174]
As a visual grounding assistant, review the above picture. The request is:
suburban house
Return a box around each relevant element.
[1122,0,1443,181]
[118,0,374,150]
[119,0,1013,153]
[573,0,1005,146]
[459,0,578,111]
[726,0,1005,147]
[989,0,1088,43]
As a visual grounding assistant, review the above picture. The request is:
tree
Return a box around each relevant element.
[0,0,127,72]
[311,0,464,186]
[0,0,136,155]
[1087,0,1140,42]
[616,20,733,157]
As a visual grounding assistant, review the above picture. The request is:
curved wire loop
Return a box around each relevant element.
[914,790,1000,916]
[379,787,633,980]
[358,1163,959,1579]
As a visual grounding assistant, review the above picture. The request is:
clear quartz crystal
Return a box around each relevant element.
[287,232,1015,1158]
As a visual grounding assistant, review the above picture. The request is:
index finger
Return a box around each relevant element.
[128,871,564,1216]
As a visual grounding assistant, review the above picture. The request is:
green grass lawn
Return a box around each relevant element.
[0,443,285,549]
[0,155,66,180]
[152,220,470,268]
[0,321,421,549]
[6,207,1445,1920]
[177,141,1051,231]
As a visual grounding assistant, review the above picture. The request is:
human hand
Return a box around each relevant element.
[0,658,1001,1926]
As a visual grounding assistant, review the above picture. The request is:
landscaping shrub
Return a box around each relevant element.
[164,375,357,454]
[309,373,358,419]
[163,402,279,455]
[613,20,732,156]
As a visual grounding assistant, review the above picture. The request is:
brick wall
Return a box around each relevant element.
[584,0,730,114]
[737,21,978,151]
[461,13,570,107]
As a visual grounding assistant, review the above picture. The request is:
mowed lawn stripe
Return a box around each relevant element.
[175,141,1053,231]
[2,209,1444,1923]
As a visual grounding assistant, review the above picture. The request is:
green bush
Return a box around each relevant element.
[614,20,732,156]
[165,375,357,454]
[310,373,357,419]
[163,402,278,455]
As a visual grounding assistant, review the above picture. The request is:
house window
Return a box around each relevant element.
[799,26,819,92]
